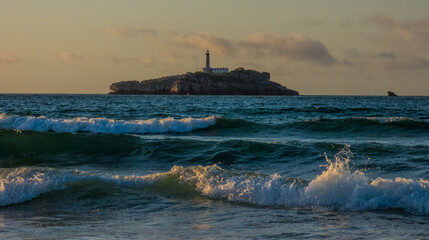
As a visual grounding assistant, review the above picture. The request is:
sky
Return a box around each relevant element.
[1,0,429,95]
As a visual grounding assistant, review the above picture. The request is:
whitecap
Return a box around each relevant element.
[1,147,428,215]
[0,113,217,134]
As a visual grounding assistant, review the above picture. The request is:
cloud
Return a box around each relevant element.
[107,26,157,37]
[368,52,429,71]
[105,28,336,66]
[0,53,21,64]
[57,52,84,62]
[100,53,153,65]
[175,32,335,66]
[241,33,336,65]
[175,32,237,56]
[363,14,429,48]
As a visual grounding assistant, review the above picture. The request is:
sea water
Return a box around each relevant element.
[0,94,428,239]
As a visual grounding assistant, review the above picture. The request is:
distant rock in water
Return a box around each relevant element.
[387,91,398,97]
[109,68,299,95]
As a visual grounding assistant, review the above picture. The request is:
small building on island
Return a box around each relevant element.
[201,50,228,74]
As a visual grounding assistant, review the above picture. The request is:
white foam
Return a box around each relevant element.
[1,148,428,215]
[0,113,216,134]
[166,147,429,215]
[0,167,166,206]
[0,167,80,206]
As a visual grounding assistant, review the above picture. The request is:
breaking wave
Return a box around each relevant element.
[1,147,428,215]
[1,113,428,136]
[0,113,216,134]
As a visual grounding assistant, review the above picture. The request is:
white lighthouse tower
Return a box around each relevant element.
[201,50,228,74]
[206,50,210,69]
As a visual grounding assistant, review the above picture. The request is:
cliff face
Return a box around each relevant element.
[109,68,299,95]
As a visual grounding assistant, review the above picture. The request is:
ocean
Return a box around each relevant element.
[0,94,428,239]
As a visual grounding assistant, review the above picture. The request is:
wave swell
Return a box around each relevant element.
[1,148,428,215]
[205,117,429,134]
[292,117,429,132]
[2,113,428,136]
[0,113,216,134]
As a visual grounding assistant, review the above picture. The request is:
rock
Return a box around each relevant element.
[109,68,299,95]
[387,91,398,97]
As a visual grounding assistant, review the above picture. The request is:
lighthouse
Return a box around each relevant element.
[201,50,228,74]
[206,50,210,69]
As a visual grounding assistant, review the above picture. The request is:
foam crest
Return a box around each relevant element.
[167,147,429,215]
[1,149,428,215]
[0,167,81,206]
[0,113,216,134]
[0,167,168,206]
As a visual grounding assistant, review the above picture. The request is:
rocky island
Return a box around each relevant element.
[109,50,298,95]
[387,91,398,97]
[109,68,299,95]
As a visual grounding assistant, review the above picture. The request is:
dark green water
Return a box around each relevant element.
[0,95,428,239]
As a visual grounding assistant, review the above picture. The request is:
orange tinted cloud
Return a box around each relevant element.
[175,32,236,56]
[174,32,335,65]
[240,33,336,65]
[0,53,21,64]
[57,52,84,62]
